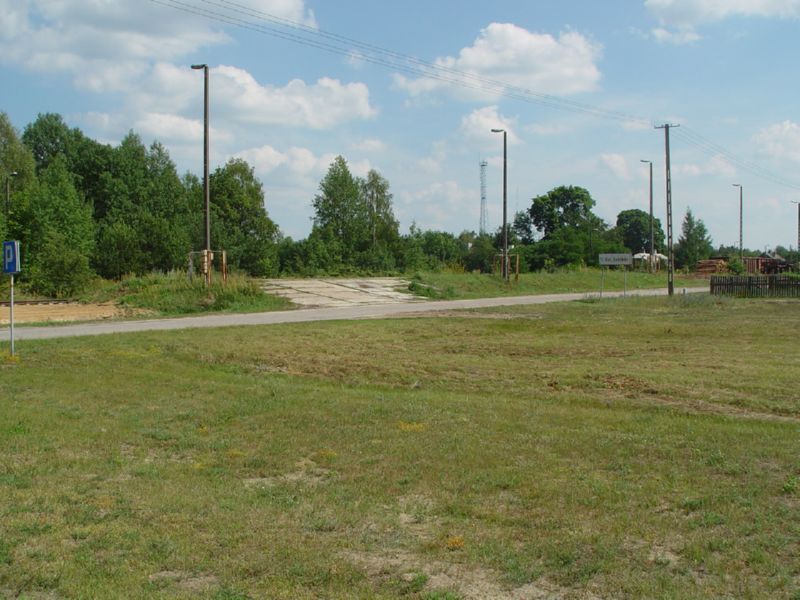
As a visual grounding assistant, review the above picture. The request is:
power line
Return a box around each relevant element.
[150,0,800,192]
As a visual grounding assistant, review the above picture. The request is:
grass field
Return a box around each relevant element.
[408,269,706,300]
[1,295,798,599]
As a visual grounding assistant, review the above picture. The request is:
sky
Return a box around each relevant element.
[1,0,800,252]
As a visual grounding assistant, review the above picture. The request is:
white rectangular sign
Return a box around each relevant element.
[599,253,633,266]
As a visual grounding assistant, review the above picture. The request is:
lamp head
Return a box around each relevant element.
[732,183,741,188]
[640,159,651,164]
[490,128,505,133]
[191,64,207,70]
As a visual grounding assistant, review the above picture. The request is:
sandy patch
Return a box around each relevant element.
[244,457,332,488]
[148,570,219,592]
[344,549,600,600]
[0,303,122,324]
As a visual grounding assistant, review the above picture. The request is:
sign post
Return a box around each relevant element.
[598,253,632,299]
[4,241,21,356]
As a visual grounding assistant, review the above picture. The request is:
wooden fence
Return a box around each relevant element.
[710,275,800,298]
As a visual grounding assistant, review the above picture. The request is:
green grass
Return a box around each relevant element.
[408,268,706,299]
[83,271,292,316]
[0,296,798,598]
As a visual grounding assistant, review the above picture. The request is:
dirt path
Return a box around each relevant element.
[0,303,122,325]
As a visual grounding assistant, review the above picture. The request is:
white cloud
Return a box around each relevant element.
[398,181,475,230]
[645,0,800,27]
[754,120,800,164]
[528,123,572,136]
[674,154,736,177]
[236,145,339,177]
[0,1,315,91]
[600,153,631,180]
[135,113,208,145]
[651,27,701,44]
[394,23,602,100]
[351,138,386,153]
[460,106,520,144]
[212,66,376,129]
[645,0,800,43]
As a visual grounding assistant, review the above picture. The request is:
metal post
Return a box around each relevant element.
[502,130,508,281]
[656,124,678,296]
[491,128,508,281]
[9,273,14,356]
[733,184,743,262]
[641,160,654,272]
[739,185,743,261]
[192,64,211,286]
[648,161,654,271]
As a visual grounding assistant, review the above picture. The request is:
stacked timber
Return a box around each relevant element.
[696,258,728,276]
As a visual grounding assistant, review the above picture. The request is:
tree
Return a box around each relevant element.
[464,233,497,273]
[311,156,370,268]
[209,158,280,276]
[360,169,399,247]
[615,209,665,254]
[23,157,95,295]
[94,134,193,277]
[0,113,37,240]
[512,210,535,245]
[675,208,713,269]
[529,186,597,238]
[22,113,113,218]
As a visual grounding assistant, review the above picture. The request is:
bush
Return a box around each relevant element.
[28,231,93,298]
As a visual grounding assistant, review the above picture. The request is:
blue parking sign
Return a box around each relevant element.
[3,241,20,274]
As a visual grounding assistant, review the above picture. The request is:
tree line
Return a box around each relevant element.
[0,111,756,296]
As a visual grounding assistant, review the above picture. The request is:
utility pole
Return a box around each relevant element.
[491,129,509,281]
[479,160,488,235]
[733,184,743,261]
[191,63,211,286]
[656,124,679,296]
[640,160,654,272]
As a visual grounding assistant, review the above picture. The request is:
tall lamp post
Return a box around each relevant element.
[791,201,800,260]
[640,159,654,271]
[490,128,508,281]
[5,171,17,218]
[732,183,743,261]
[192,63,211,285]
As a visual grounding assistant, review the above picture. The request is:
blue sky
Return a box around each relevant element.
[2,0,800,252]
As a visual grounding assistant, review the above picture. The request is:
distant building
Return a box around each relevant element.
[744,252,790,275]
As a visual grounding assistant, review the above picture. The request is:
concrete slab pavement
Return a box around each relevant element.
[259,277,420,307]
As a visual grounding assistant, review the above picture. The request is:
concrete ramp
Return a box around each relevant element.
[260,277,420,308]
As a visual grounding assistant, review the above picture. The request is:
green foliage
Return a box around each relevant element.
[209,158,280,276]
[311,156,369,264]
[512,210,535,244]
[727,257,745,275]
[615,208,665,254]
[107,271,291,315]
[675,208,714,269]
[94,220,145,280]
[19,157,95,295]
[529,185,597,238]
[27,230,93,297]
[464,233,497,273]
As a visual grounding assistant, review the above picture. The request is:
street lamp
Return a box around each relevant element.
[791,201,800,259]
[732,184,743,260]
[192,63,211,285]
[5,171,17,218]
[491,128,508,281]
[640,159,654,271]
